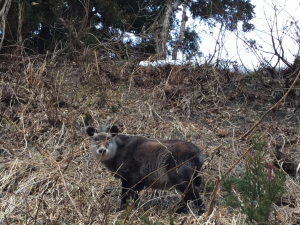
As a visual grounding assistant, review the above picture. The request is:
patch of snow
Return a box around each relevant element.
[139,59,198,67]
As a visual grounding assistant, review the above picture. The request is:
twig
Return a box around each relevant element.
[206,144,254,218]
[180,166,197,206]
[57,163,84,220]
[240,69,300,140]
[55,122,65,149]
[0,147,14,157]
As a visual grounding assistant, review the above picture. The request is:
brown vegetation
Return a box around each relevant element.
[0,56,300,224]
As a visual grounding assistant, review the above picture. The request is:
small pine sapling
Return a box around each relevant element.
[222,134,287,224]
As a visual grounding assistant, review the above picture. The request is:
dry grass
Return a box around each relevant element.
[0,56,300,224]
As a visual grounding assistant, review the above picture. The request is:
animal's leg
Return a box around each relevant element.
[183,185,205,215]
[191,176,205,214]
[120,178,143,210]
[168,170,204,214]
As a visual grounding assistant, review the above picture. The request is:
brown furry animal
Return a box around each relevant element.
[87,125,204,214]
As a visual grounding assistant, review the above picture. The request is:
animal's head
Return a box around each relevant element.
[87,125,119,161]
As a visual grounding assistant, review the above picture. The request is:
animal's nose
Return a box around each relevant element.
[98,148,106,155]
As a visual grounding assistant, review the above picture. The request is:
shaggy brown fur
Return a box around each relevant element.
[87,125,204,214]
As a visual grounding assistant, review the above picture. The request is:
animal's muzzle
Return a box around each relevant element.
[98,148,106,155]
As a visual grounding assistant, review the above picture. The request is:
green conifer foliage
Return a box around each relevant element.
[3,0,255,56]
[222,135,287,224]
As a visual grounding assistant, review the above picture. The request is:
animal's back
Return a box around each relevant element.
[129,138,203,189]
[133,138,203,166]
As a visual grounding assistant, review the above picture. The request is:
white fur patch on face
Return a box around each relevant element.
[104,140,117,160]
[91,134,117,162]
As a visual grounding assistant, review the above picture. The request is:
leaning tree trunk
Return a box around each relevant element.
[150,0,181,59]
[0,0,12,52]
[172,0,188,60]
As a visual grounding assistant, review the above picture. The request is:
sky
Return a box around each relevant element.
[193,0,300,69]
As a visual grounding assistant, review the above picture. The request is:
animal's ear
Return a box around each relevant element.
[86,127,96,136]
[110,125,119,136]
[105,125,119,136]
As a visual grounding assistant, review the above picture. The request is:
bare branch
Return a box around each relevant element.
[0,0,12,52]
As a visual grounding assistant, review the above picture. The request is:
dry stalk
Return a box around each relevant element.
[16,1,23,60]
[165,66,177,86]
[57,162,84,220]
[38,52,48,77]
[2,114,60,166]
[240,69,300,140]
[33,179,56,225]
[206,144,254,218]
[127,66,143,94]
[93,49,106,91]
[273,205,289,225]
[180,166,197,207]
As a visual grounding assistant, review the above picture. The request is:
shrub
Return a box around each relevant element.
[222,135,287,224]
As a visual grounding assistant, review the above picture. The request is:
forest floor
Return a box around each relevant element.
[0,56,300,224]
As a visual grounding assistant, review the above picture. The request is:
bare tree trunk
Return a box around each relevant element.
[172,0,188,60]
[150,0,180,59]
[0,0,12,52]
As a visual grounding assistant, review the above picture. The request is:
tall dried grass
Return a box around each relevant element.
[0,56,299,224]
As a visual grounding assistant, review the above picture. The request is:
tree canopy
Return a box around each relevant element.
[1,0,255,60]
